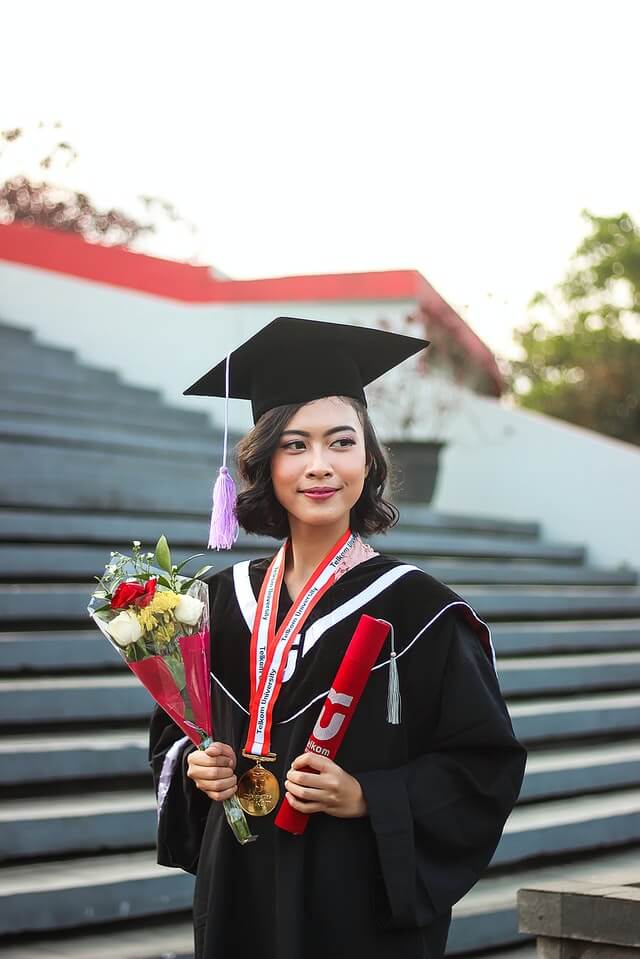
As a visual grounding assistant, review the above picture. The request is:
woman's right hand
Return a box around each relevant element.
[187,741,238,801]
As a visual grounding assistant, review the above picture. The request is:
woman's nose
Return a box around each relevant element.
[305,446,333,475]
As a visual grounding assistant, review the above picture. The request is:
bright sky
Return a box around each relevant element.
[2,0,638,359]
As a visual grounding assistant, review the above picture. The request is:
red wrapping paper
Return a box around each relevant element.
[275,613,390,835]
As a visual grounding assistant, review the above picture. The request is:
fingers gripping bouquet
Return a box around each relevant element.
[87,535,256,845]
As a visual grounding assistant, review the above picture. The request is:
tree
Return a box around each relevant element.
[508,210,640,446]
[0,124,199,253]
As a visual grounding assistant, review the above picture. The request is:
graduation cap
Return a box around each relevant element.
[183,316,429,549]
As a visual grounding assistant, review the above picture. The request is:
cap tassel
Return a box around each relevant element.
[383,621,402,724]
[208,353,239,550]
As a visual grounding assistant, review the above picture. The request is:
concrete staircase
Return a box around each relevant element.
[1,319,639,958]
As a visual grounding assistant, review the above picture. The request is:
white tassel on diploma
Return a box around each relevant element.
[385,621,402,724]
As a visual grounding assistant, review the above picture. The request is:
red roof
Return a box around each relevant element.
[0,221,502,393]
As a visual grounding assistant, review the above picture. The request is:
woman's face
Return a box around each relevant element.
[270,396,368,532]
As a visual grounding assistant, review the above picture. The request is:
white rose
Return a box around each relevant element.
[174,594,205,626]
[105,610,143,647]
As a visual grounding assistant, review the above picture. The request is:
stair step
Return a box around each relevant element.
[0,507,548,546]
[521,740,640,800]
[0,546,249,585]
[2,620,635,676]
[0,441,215,512]
[0,340,146,392]
[0,415,219,458]
[4,582,640,624]
[0,918,194,959]
[4,779,640,866]
[0,729,148,785]
[0,675,151,724]
[495,786,640,866]
[389,504,539,539]
[1,370,166,408]
[0,322,34,347]
[0,629,123,672]
[0,390,212,432]
[497,650,640,696]
[0,791,156,860]
[510,690,640,744]
[448,844,640,953]
[2,676,639,742]
[0,850,194,935]
[4,545,636,587]
[492,619,640,654]
[3,731,640,802]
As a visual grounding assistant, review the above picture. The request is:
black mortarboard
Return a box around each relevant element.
[183,316,429,550]
[183,316,429,424]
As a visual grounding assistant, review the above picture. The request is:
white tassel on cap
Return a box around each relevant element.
[208,353,239,550]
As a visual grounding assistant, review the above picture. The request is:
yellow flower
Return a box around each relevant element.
[148,591,180,614]
[153,622,176,646]
[137,607,159,633]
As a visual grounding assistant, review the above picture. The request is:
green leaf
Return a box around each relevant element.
[175,552,205,572]
[191,564,212,580]
[157,575,174,590]
[154,534,172,574]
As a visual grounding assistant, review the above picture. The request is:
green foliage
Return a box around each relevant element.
[508,210,640,446]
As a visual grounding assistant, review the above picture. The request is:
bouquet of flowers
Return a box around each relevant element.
[87,535,256,845]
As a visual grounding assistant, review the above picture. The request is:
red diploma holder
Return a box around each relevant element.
[275,613,390,835]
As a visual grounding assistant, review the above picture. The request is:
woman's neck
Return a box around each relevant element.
[285,516,352,589]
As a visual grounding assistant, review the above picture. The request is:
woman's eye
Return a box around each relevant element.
[281,437,355,450]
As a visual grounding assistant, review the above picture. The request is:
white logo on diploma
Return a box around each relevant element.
[313,688,353,741]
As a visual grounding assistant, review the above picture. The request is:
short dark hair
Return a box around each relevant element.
[234,396,398,540]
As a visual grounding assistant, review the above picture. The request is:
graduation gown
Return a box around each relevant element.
[149,551,527,959]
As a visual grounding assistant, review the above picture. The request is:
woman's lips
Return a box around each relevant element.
[302,488,339,500]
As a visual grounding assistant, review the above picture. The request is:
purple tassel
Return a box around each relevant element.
[208,466,239,550]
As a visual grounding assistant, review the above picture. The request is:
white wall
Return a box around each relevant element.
[0,261,418,434]
[430,384,640,570]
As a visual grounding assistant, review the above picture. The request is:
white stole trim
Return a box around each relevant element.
[233,560,256,630]
[219,563,420,721]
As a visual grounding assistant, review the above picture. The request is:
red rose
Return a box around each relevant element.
[111,578,157,609]
[137,578,157,608]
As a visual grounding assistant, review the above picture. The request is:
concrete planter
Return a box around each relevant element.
[385,439,446,504]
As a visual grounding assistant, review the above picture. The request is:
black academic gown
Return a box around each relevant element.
[149,552,527,959]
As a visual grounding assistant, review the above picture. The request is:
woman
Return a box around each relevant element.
[149,317,527,959]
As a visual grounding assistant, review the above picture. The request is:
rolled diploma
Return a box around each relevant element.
[274,613,391,835]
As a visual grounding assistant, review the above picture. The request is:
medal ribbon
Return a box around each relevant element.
[244,528,356,757]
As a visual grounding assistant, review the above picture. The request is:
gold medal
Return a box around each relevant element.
[237,753,280,817]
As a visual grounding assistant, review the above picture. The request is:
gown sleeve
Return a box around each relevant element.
[353,607,527,930]
[148,703,212,874]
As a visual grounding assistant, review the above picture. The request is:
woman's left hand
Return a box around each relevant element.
[284,752,367,818]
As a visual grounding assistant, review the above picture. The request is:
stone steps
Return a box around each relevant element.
[0,850,194,936]
[0,918,194,959]
[3,620,638,675]
[0,729,148,785]
[0,506,542,544]
[3,729,640,803]
[0,413,221,458]
[0,388,212,431]
[4,544,636,587]
[0,790,156,860]
[2,777,640,867]
[2,675,640,741]
[4,582,639,624]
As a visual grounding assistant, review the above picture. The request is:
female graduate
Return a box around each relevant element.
[149,316,527,959]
